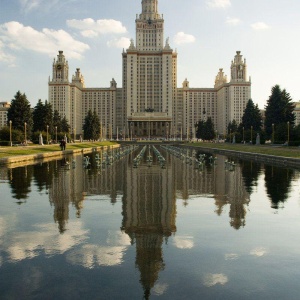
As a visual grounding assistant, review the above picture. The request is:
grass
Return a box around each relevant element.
[188,142,300,159]
[0,141,117,159]
[1,140,299,160]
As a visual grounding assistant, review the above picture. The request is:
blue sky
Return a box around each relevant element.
[0,0,300,108]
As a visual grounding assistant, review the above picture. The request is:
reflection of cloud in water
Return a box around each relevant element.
[0,255,2,266]
[250,247,268,257]
[0,218,5,234]
[5,221,88,262]
[67,231,131,269]
[173,236,194,249]
[106,231,131,246]
[225,253,239,260]
[152,283,168,296]
[203,273,229,287]
[67,245,127,268]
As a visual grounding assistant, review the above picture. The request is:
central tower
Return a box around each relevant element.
[122,0,177,138]
[136,0,164,51]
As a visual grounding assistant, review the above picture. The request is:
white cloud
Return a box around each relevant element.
[5,221,88,262]
[174,32,196,45]
[251,22,270,30]
[207,0,231,9]
[152,283,169,296]
[226,17,241,26]
[173,236,194,249]
[107,37,131,48]
[67,244,127,268]
[67,18,127,37]
[250,247,268,257]
[67,231,130,269]
[106,231,131,246]
[19,0,76,14]
[0,21,90,61]
[203,273,229,287]
[225,253,239,260]
[20,0,42,13]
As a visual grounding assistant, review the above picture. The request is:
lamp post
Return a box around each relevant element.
[272,123,274,144]
[55,126,57,143]
[287,121,290,146]
[100,122,102,141]
[46,125,49,144]
[110,123,113,140]
[187,126,189,141]
[180,125,182,141]
[243,127,245,144]
[251,126,253,144]
[166,123,169,141]
[9,120,12,146]
[148,117,150,140]
[24,122,27,145]
[173,126,176,141]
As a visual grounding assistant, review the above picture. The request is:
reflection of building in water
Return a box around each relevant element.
[49,158,84,233]
[173,151,250,230]
[122,162,176,299]
[82,153,126,204]
[48,153,126,233]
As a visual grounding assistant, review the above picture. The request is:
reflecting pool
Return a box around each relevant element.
[1,146,300,299]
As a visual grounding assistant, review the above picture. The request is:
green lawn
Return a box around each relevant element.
[1,141,299,160]
[0,142,117,158]
[187,142,300,159]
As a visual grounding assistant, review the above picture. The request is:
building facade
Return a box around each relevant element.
[0,102,10,130]
[49,0,251,139]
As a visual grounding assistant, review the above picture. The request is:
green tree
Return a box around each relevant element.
[83,110,100,140]
[241,99,262,131]
[53,110,62,132]
[33,99,45,132]
[227,120,238,135]
[265,85,295,137]
[195,118,215,140]
[203,117,215,140]
[61,116,70,133]
[0,126,24,143]
[195,120,205,140]
[43,101,54,133]
[7,91,33,136]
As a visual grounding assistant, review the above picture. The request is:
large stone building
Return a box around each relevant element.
[49,0,251,139]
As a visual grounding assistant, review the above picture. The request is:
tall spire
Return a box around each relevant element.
[140,0,160,20]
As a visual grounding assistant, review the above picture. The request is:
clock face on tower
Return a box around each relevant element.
[56,64,62,70]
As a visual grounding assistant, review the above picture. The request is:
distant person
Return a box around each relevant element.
[59,140,64,151]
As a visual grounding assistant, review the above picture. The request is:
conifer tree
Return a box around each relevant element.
[203,117,215,140]
[265,85,295,136]
[7,91,33,135]
[33,99,45,132]
[43,101,54,133]
[61,116,70,133]
[83,110,100,140]
[241,99,262,131]
[53,110,62,132]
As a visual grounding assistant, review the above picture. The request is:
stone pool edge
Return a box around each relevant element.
[0,145,120,168]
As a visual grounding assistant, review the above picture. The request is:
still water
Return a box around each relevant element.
[0,146,300,300]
